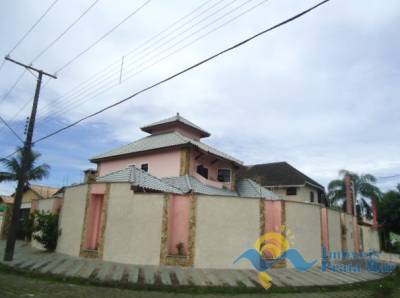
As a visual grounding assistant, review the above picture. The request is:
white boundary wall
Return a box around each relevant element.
[56,184,88,256]
[102,183,164,265]
[285,201,322,266]
[194,195,259,269]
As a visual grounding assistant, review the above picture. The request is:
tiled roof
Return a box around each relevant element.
[162,176,238,197]
[91,131,242,165]
[96,167,278,199]
[30,185,59,199]
[237,179,279,199]
[96,166,184,194]
[141,114,211,137]
[237,162,325,190]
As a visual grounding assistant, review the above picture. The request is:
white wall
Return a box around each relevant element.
[327,208,341,253]
[102,183,164,265]
[56,184,88,256]
[285,201,322,266]
[360,225,380,252]
[194,195,259,269]
[343,213,355,252]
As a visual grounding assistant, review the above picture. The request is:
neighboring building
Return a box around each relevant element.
[238,162,326,204]
[7,185,61,240]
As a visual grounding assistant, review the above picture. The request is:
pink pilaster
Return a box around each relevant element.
[84,194,104,250]
[264,200,283,234]
[167,195,191,255]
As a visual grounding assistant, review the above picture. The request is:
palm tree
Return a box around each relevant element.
[327,170,381,218]
[0,147,50,185]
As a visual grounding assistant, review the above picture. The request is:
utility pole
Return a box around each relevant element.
[3,56,56,261]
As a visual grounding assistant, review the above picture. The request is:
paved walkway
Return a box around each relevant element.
[0,241,391,289]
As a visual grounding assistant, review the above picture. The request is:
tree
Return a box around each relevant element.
[32,211,59,251]
[0,147,50,185]
[327,170,381,218]
[379,184,400,250]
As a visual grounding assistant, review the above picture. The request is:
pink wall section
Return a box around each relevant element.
[321,207,330,252]
[97,149,181,177]
[148,123,203,140]
[84,194,104,250]
[91,183,106,194]
[167,195,191,255]
[188,149,234,190]
[264,200,282,233]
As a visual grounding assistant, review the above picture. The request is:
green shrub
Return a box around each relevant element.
[32,211,59,251]
[20,212,35,241]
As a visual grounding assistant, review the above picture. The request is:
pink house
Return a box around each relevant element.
[91,113,243,191]
[79,114,279,260]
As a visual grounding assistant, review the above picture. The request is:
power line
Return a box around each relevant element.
[43,0,268,123]
[5,0,60,57]
[0,0,100,134]
[377,174,400,180]
[53,0,153,75]
[0,115,24,143]
[0,148,21,161]
[0,70,26,105]
[37,0,258,122]
[30,0,101,63]
[33,0,331,144]
[36,0,222,119]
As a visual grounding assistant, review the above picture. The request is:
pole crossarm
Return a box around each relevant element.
[5,56,57,79]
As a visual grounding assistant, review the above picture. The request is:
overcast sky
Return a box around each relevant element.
[0,0,399,195]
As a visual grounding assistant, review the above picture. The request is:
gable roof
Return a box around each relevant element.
[238,162,325,191]
[96,166,278,199]
[141,113,211,137]
[90,131,242,165]
[29,185,59,199]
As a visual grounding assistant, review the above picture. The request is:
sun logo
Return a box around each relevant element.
[234,225,315,289]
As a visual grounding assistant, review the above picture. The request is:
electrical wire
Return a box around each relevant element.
[37,0,252,122]
[0,115,24,143]
[33,0,331,144]
[40,0,266,123]
[36,0,222,118]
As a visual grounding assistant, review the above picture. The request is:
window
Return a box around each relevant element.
[217,169,231,182]
[141,163,148,172]
[196,165,208,179]
[286,187,297,196]
[310,191,314,202]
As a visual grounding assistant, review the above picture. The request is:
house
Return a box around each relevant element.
[91,113,243,191]
[238,162,326,204]
[56,114,380,270]
[2,185,62,240]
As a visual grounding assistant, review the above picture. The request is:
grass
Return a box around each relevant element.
[0,262,398,296]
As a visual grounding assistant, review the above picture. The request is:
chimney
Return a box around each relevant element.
[345,174,354,215]
[83,169,97,183]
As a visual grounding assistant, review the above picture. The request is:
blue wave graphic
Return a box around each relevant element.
[234,248,317,272]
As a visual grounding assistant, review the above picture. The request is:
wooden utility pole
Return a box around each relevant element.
[3,56,56,261]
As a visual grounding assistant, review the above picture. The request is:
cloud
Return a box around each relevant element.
[1,0,399,193]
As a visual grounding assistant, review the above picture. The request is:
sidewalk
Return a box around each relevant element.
[0,241,390,289]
